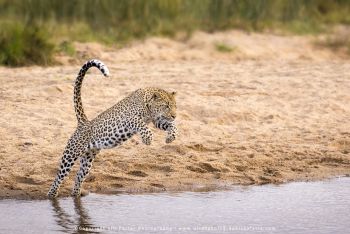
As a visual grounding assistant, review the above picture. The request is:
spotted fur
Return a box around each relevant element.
[48,59,177,198]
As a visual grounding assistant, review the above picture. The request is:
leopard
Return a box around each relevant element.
[47,59,177,198]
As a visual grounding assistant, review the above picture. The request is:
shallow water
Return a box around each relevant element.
[0,177,349,234]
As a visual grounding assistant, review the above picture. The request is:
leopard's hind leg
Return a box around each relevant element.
[71,148,99,196]
[48,128,90,198]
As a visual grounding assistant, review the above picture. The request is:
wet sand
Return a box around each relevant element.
[0,30,349,199]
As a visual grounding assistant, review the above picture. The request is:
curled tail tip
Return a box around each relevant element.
[103,69,110,77]
[89,59,110,77]
[101,68,110,77]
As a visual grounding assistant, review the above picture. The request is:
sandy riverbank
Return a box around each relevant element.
[0,30,349,199]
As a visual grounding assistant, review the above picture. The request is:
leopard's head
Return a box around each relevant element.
[147,89,177,123]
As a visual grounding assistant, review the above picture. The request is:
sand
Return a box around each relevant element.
[0,30,349,199]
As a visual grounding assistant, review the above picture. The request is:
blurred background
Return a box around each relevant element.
[1,0,350,66]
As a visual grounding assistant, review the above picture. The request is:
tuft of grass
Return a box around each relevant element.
[57,41,76,56]
[283,21,324,35]
[215,43,235,53]
[0,23,55,66]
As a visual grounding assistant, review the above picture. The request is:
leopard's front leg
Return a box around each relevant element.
[165,124,177,143]
[154,118,177,143]
[131,118,153,145]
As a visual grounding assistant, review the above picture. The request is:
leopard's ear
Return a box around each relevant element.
[170,91,177,96]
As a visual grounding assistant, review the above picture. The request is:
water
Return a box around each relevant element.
[0,177,349,234]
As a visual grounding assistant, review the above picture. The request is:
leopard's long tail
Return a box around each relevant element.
[74,59,109,125]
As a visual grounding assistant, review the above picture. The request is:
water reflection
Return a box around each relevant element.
[1,177,349,234]
[51,198,98,233]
